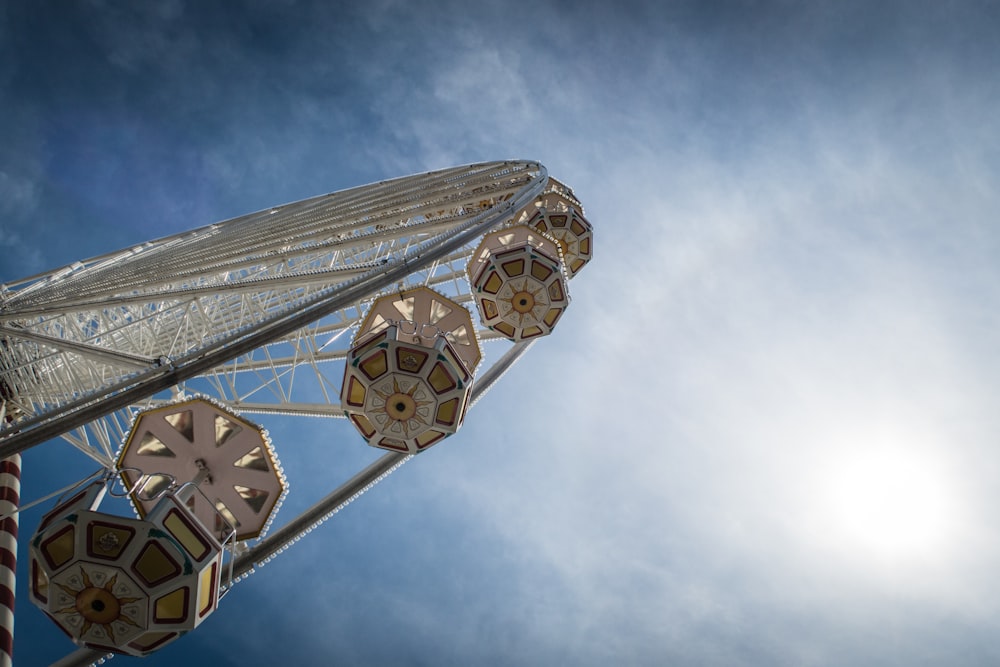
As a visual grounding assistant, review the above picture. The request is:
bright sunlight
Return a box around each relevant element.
[824,448,955,561]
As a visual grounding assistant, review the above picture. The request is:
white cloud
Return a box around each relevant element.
[9,3,1000,664]
[0,171,44,272]
[378,83,1000,658]
[0,170,39,216]
[80,0,193,72]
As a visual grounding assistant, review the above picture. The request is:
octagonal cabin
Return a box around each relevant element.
[342,288,478,453]
[519,177,594,278]
[29,484,226,656]
[117,398,286,543]
[467,225,570,341]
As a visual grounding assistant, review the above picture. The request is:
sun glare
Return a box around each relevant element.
[825,448,954,560]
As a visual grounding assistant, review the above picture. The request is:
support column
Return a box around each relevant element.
[0,454,19,667]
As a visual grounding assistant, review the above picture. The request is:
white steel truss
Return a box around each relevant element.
[0,161,557,463]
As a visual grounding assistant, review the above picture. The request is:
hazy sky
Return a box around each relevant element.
[4,1,1000,665]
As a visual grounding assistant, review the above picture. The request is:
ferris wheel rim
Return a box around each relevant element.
[0,161,549,456]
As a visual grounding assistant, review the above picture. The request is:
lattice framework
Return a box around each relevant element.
[0,161,567,465]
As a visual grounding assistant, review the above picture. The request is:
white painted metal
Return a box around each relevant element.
[0,160,589,666]
[0,161,549,462]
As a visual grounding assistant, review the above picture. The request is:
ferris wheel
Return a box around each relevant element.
[0,160,594,665]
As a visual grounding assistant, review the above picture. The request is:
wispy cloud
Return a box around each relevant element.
[6,2,1000,665]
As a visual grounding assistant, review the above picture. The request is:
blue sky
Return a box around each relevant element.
[4,1,1000,665]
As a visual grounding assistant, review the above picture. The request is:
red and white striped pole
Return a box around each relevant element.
[0,454,19,667]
